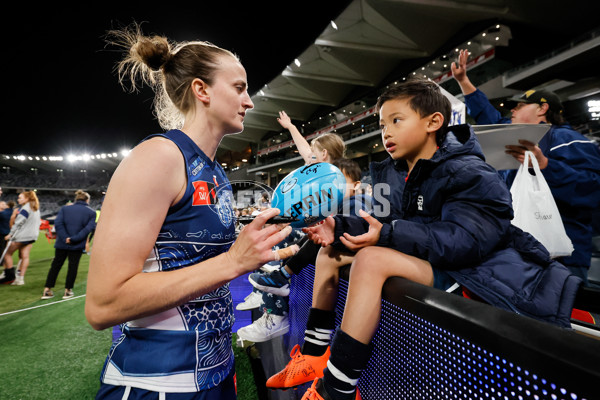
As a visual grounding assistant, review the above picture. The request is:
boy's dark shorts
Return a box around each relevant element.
[432,267,456,291]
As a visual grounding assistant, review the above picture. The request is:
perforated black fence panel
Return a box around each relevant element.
[285,264,599,400]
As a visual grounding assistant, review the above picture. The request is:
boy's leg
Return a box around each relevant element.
[341,246,433,343]
[312,246,355,311]
[266,246,354,389]
[248,237,317,296]
[237,292,289,343]
[317,246,433,400]
[285,238,320,275]
[302,246,354,356]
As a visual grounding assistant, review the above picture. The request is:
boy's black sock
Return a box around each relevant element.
[322,329,372,400]
[302,308,336,356]
[286,239,320,275]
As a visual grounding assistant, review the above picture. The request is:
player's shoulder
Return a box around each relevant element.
[123,136,183,174]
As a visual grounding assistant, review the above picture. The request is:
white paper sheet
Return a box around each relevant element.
[472,124,550,170]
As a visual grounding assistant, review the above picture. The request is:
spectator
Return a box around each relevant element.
[0,185,11,266]
[85,207,101,255]
[237,159,372,344]
[0,201,12,265]
[451,49,600,285]
[41,190,96,300]
[259,192,271,210]
[235,116,350,343]
[277,110,345,164]
[0,191,41,285]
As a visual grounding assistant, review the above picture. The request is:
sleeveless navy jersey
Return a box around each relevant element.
[100,130,237,393]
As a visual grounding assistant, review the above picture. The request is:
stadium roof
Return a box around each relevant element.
[222,0,599,154]
[3,0,599,175]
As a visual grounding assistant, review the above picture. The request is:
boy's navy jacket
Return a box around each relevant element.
[54,200,97,251]
[332,124,582,328]
[465,89,600,269]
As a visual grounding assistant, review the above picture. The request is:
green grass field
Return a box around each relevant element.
[0,233,257,400]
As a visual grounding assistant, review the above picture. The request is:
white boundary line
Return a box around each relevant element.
[0,294,86,317]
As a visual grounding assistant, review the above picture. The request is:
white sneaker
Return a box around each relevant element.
[11,275,24,286]
[0,271,4,280]
[236,291,263,311]
[260,262,281,273]
[237,312,289,343]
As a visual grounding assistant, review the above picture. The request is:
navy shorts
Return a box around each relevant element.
[95,369,236,400]
[16,240,35,245]
[432,267,456,291]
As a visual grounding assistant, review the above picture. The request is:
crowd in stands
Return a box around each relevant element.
[0,191,102,218]
[0,169,110,191]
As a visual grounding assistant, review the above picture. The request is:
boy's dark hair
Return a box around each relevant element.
[333,158,362,182]
[376,78,452,145]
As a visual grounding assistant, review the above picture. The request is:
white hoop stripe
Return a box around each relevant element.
[0,294,86,317]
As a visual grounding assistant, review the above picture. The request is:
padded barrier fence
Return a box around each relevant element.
[281,264,600,400]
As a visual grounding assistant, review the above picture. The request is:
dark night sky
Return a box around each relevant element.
[5,1,352,155]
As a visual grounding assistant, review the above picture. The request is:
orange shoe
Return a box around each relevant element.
[301,378,329,399]
[266,344,330,389]
[300,378,361,400]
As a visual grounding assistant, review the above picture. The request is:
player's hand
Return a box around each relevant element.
[339,209,382,251]
[227,207,293,274]
[505,140,548,169]
[451,49,469,83]
[303,216,336,247]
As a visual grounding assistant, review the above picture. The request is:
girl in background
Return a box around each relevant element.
[1,191,41,286]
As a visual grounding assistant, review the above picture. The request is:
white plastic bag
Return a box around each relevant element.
[510,151,573,258]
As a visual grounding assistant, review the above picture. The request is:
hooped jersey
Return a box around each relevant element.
[100,130,237,393]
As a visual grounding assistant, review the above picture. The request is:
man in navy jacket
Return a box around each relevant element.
[451,49,600,284]
[41,190,96,299]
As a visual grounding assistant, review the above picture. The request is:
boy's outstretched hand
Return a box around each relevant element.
[303,216,335,246]
[339,209,382,251]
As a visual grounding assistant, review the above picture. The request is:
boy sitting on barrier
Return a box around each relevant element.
[266,78,582,400]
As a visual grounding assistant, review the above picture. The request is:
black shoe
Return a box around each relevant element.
[0,268,15,284]
[248,269,291,296]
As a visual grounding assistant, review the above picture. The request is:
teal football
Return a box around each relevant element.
[271,163,346,228]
